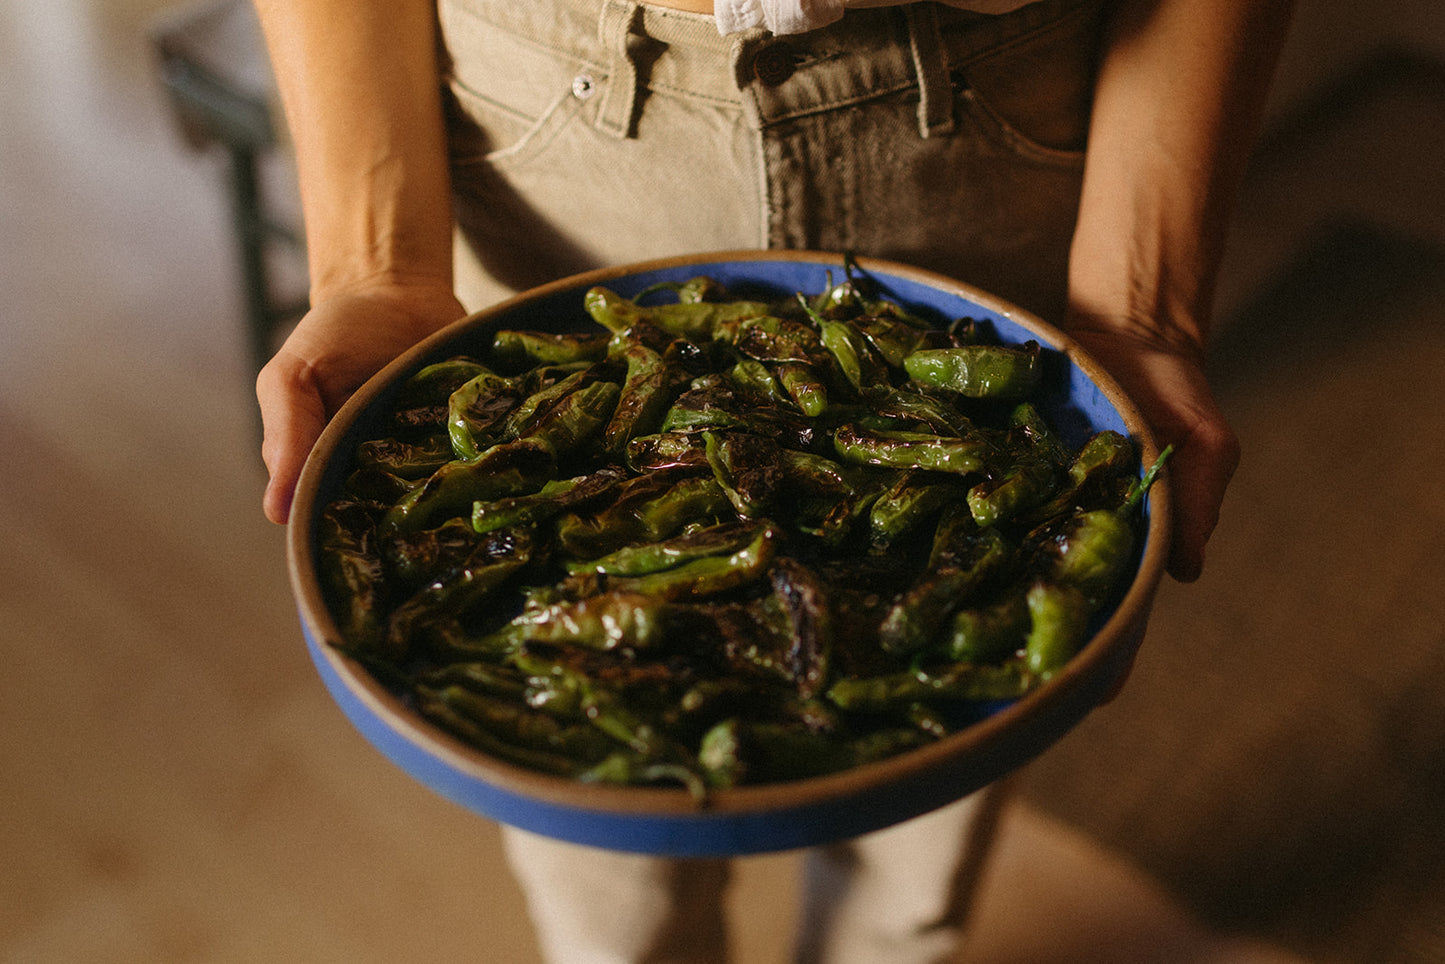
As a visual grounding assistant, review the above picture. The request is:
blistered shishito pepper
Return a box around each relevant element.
[852,313,939,369]
[389,356,490,434]
[556,471,731,559]
[623,432,710,473]
[508,647,683,759]
[355,434,456,480]
[730,316,834,416]
[490,329,610,370]
[384,526,539,659]
[868,472,965,549]
[471,465,628,535]
[878,526,1010,655]
[488,590,681,653]
[825,659,1031,711]
[796,295,890,393]
[584,285,770,340]
[966,455,1058,528]
[448,369,523,460]
[818,316,889,394]
[869,386,976,437]
[419,660,531,702]
[724,359,792,409]
[317,500,389,653]
[519,379,620,457]
[416,684,618,775]
[382,437,557,534]
[945,589,1030,663]
[661,383,819,450]
[568,520,768,577]
[1038,445,1171,610]
[768,556,834,700]
[381,516,482,590]
[833,422,991,476]
[1023,581,1089,679]
[698,717,928,789]
[603,524,780,601]
[602,339,690,459]
[903,341,1043,399]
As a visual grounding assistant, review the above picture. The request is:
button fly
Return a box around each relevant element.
[752,43,798,86]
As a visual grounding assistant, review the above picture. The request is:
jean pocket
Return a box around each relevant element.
[447,78,596,171]
[439,2,606,170]
[949,0,1104,161]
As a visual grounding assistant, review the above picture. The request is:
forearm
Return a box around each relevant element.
[1068,0,1294,346]
[253,0,455,301]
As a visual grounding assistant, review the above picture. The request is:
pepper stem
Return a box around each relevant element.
[1123,444,1174,512]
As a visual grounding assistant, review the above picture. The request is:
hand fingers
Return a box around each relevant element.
[257,353,329,526]
[1067,327,1239,583]
[1163,409,1240,582]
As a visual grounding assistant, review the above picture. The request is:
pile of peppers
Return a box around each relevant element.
[318,268,1165,798]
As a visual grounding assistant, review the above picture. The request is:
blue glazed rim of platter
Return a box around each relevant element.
[288,250,1172,857]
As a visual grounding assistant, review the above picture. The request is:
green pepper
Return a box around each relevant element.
[624,432,711,473]
[491,329,610,370]
[852,313,936,369]
[508,647,686,760]
[878,525,1011,655]
[833,423,991,476]
[384,527,539,660]
[825,660,1031,711]
[488,591,681,653]
[447,369,523,460]
[567,520,769,577]
[966,455,1058,528]
[471,465,628,534]
[520,379,620,457]
[416,684,618,775]
[355,434,456,480]
[1037,445,1171,610]
[389,356,491,434]
[584,285,770,340]
[555,471,732,559]
[601,524,780,601]
[903,342,1043,399]
[602,340,686,458]
[698,718,928,790]
[945,589,1030,663]
[1023,581,1089,679]
[317,500,389,654]
[381,437,557,534]
[868,472,961,548]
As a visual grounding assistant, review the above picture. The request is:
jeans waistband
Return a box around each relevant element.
[448,0,1098,139]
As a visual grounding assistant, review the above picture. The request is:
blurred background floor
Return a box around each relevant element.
[2,1,1443,962]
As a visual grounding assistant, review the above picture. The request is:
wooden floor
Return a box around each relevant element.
[3,2,1443,962]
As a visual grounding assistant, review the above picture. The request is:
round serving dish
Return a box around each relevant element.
[288,250,1171,856]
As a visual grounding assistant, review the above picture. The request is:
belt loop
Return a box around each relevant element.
[596,0,644,138]
[904,5,955,138]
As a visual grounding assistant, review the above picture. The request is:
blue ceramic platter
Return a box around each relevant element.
[289,251,1169,856]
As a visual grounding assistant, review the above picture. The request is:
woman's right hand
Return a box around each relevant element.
[256,280,465,525]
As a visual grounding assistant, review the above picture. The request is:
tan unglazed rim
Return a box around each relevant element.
[288,250,1172,821]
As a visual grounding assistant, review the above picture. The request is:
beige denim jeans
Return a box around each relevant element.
[438,1,1102,960]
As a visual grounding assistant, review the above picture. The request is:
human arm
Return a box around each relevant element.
[252,0,464,524]
[1066,0,1294,581]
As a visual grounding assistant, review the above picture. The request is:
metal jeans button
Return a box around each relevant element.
[752,43,798,86]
